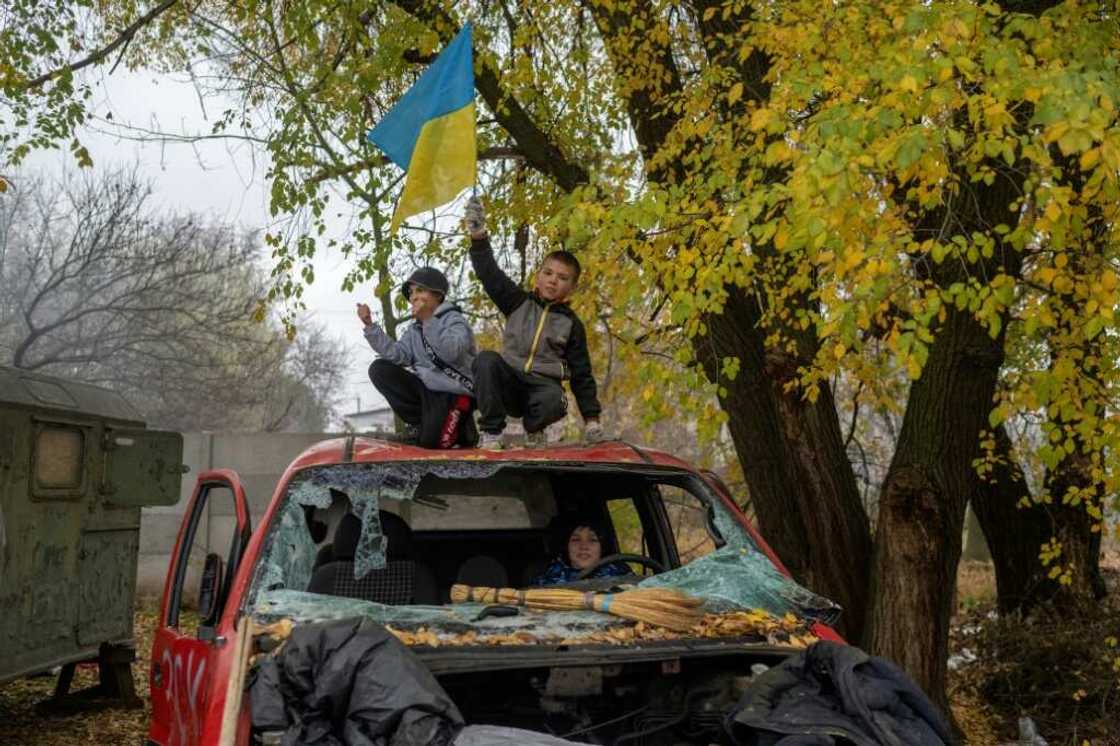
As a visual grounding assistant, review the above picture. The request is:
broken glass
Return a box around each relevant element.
[639,546,840,623]
[250,460,840,634]
[637,490,841,624]
[252,461,506,604]
[254,588,630,638]
[255,500,318,594]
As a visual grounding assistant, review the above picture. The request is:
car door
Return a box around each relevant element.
[148,470,252,746]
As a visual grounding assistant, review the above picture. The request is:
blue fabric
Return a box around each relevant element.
[367,24,475,170]
[531,557,631,586]
[726,641,954,746]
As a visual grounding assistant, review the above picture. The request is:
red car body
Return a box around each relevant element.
[146,437,841,746]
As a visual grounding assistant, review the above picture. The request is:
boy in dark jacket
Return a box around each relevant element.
[358,266,478,448]
[464,197,604,447]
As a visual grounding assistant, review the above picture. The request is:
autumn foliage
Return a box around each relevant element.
[3,0,1119,711]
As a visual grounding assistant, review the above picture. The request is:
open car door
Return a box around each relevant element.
[148,470,252,746]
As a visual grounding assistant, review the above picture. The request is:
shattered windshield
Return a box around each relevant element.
[248,460,840,642]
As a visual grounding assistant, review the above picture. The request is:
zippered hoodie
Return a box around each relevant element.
[470,237,602,419]
[363,302,476,396]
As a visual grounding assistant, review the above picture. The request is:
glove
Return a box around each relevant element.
[584,419,605,443]
[464,195,487,237]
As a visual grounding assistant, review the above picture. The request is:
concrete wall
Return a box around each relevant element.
[137,432,339,598]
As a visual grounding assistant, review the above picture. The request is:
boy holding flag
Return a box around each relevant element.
[464,197,605,447]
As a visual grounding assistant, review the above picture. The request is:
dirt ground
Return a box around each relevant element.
[949,547,1120,746]
[1,560,1116,745]
[0,607,159,746]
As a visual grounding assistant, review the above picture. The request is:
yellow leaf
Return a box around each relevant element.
[898,75,919,93]
[1080,147,1100,170]
[728,82,744,106]
[774,226,789,249]
[750,108,774,131]
[906,357,922,379]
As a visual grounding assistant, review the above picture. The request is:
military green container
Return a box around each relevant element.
[0,365,183,696]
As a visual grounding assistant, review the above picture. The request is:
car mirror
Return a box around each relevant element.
[198,552,224,629]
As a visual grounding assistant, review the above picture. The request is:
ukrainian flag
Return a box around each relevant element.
[368,24,476,234]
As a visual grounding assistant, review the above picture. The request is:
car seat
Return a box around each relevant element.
[455,555,509,590]
[306,512,438,604]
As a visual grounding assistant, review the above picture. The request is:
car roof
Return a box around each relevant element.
[286,436,700,474]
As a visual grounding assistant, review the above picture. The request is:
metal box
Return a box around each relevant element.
[0,365,183,694]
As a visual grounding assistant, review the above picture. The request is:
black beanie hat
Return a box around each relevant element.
[401,267,450,300]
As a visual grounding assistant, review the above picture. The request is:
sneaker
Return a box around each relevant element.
[478,431,504,449]
[525,431,547,447]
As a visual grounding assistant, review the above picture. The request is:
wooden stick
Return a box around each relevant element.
[217,615,253,746]
[450,584,704,631]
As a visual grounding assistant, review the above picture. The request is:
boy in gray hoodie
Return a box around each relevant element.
[358,267,478,448]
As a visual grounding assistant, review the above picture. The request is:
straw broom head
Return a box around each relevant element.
[450,584,704,632]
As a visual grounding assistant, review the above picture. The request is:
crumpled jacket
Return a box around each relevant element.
[364,301,476,396]
[725,641,955,746]
[249,617,464,746]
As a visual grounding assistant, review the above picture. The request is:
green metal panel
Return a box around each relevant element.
[0,438,86,681]
[78,530,139,645]
[101,428,185,507]
[0,367,181,683]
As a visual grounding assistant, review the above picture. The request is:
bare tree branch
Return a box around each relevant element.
[20,0,180,91]
[0,166,346,431]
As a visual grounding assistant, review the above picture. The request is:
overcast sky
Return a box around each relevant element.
[24,67,388,423]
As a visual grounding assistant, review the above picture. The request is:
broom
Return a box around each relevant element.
[450,584,704,632]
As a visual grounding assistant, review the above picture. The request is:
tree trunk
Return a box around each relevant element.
[865,304,1005,713]
[583,0,873,638]
[696,287,872,639]
[1041,448,1107,607]
[973,426,1105,615]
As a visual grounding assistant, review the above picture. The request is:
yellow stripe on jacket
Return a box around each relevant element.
[390,102,477,234]
[524,303,552,373]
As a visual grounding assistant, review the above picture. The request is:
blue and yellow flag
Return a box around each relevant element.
[368,24,476,234]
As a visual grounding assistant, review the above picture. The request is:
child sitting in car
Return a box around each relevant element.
[531,518,630,586]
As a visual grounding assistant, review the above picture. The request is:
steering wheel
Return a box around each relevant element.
[575,553,666,580]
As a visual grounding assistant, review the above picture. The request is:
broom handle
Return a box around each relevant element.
[217,615,253,746]
[455,585,526,605]
[453,584,607,611]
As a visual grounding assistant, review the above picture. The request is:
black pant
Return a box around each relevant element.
[368,360,478,448]
[473,351,567,434]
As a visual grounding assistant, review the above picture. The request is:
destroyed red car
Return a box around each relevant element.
[146,437,842,746]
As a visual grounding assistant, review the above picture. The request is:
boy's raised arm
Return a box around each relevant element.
[359,303,414,366]
[465,197,527,317]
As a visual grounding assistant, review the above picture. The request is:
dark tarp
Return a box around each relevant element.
[249,617,585,746]
[249,617,464,746]
[725,641,955,746]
